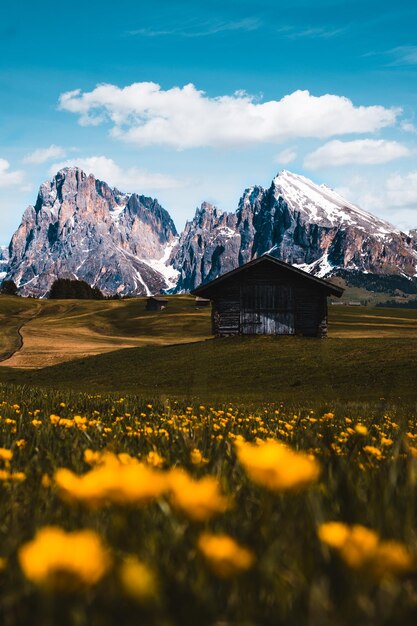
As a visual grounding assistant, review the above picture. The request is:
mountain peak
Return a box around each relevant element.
[271,169,398,237]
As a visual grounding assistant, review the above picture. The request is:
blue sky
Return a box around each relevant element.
[1,0,417,243]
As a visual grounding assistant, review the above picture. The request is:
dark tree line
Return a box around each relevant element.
[0,280,18,295]
[48,279,104,300]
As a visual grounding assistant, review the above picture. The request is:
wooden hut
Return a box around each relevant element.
[191,255,344,338]
[146,296,169,311]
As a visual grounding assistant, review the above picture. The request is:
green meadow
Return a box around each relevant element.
[1,295,417,625]
[0,294,417,403]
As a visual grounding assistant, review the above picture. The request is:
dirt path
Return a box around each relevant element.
[0,305,42,364]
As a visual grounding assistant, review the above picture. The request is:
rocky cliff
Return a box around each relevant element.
[0,245,8,281]
[4,168,417,296]
[5,167,178,296]
[171,171,417,291]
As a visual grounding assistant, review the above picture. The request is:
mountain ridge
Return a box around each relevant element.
[3,167,417,297]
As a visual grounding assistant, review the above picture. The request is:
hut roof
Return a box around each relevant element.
[191,255,344,298]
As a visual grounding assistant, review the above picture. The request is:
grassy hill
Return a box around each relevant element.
[0,295,212,368]
[0,293,417,402]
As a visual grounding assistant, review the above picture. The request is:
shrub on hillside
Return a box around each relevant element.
[0,279,18,296]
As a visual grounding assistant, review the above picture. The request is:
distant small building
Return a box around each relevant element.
[146,296,169,311]
[348,301,361,306]
[195,296,211,307]
[191,255,344,338]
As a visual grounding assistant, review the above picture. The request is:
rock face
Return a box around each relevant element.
[171,171,417,291]
[0,245,8,281]
[6,167,178,296]
[4,168,417,296]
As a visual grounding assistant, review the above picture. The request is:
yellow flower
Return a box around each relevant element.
[190,448,208,466]
[363,445,383,459]
[0,470,25,482]
[168,470,229,521]
[318,521,350,549]
[119,556,157,602]
[0,448,13,462]
[236,440,320,491]
[354,424,368,436]
[146,451,164,468]
[84,449,102,465]
[322,412,334,420]
[18,526,111,590]
[318,522,415,579]
[198,533,254,577]
[372,541,415,578]
[41,474,51,488]
[55,454,167,508]
[0,557,7,572]
[380,437,393,447]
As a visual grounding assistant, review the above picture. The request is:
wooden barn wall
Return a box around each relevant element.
[294,287,327,337]
[209,263,329,337]
[211,285,240,336]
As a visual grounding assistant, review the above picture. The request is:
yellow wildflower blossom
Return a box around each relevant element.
[55,454,167,507]
[322,412,334,420]
[380,437,393,447]
[18,526,110,590]
[190,448,208,466]
[198,533,254,577]
[236,439,320,491]
[354,424,368,436]
[146,451,164,468]
[168,470,229,521]
[318,522,415,579]
[363,445,383,459]
[119,556,157,602]
[0,448,13,462]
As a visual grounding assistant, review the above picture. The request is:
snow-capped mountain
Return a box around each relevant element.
[172,170,417,291]
[5,167,178,296]
[3,168,417,296]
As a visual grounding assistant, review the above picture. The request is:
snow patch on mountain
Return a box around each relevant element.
[141,238,180,290]
[273,170,398,239]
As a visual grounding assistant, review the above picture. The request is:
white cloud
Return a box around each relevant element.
[385,171,417,208]
[48,156,184,191]
[58,83,400,150]
[23,144,66,164]
[304,139,410,169]
[334,172,417,231]
[0,159,24,188]
[277,25,346,39]
[128,17,261,38]
[388,46,417,66]
[274,148,297,165]
[401,121,417,134]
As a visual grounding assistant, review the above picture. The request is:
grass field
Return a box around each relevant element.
[1,295,417,625]
[0,295,211,369]
[1,388,417,625]
[1,295,417,402]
